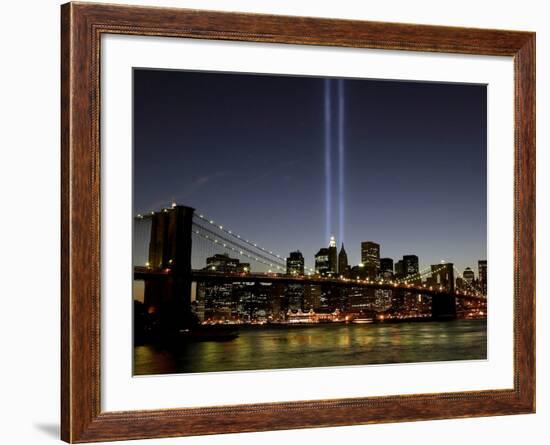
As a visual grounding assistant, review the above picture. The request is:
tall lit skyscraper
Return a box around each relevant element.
[315,248,331,276]
[361,241,380,276]
[286,251,305,276]
[403,255,419,277]
[328,236,338,276]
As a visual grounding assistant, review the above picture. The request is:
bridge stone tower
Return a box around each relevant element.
[430,263,457,320]
[144,205,195,335]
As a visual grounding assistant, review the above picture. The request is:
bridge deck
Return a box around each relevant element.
[134,267,486,301]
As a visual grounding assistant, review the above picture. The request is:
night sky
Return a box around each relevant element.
[133,68,487,274]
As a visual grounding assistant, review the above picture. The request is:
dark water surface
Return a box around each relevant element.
[134,319,487,375]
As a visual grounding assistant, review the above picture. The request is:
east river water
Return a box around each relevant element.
[134,319,487,375]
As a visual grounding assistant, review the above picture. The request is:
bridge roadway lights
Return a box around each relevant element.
[138,267,464,326]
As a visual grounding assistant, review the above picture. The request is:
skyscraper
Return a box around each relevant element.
[205,253,249,274]
[380,258,394,279]
[463,267,475,285]
[338,243,348,276]
[286,251,305,276]
[303,284,322,310]
[394,259,405,279]
[328,236,338,276]
[361,241,380,276]
[286,284,304,311]
[315,248,331,276]
[478,260,487,295]
[403,255,419,277]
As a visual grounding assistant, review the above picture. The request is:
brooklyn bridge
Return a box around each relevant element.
[133,205,486,334]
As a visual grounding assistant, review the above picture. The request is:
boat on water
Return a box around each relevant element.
[352,318,374,324]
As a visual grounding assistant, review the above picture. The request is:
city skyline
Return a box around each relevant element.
[205,235,488,280]
[135,203,486,326]
[133,206,487,303]
[134,69,487,274]
[135,210,486,281]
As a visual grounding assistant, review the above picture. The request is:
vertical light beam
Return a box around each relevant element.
[337,79,345,246]
[324,78,332,243]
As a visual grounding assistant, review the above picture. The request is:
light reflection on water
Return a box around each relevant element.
[134,319,487,375]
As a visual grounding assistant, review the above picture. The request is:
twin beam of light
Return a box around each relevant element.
[324,78,346,246]
[337,79,345,246]
[324,79,332,244]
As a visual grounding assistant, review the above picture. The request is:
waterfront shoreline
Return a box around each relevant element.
[134,319,487,375]
[205,316,487,331]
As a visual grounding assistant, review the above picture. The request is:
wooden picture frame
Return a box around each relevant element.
[61,2,535,442]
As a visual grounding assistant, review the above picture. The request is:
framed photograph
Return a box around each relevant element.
[61,2,535,442]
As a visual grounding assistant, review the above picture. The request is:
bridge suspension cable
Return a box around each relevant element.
[194,212,316,274]
[133,208,315,273]
[396,264,444,284]
[194,213,283,259]
[192,222,287,271]
[192,226,288,272]
[396,266,429,284]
